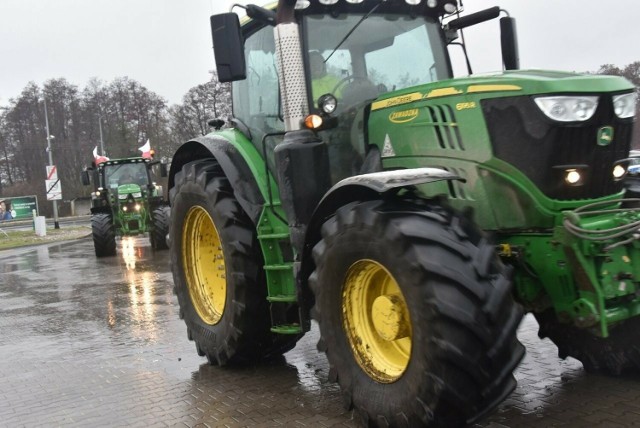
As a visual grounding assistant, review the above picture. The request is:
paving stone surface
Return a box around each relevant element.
[1,236,640,427]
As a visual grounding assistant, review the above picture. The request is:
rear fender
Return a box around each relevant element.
[168,136,264,224]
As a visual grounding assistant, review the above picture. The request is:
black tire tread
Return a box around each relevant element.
[150,205,170,250]
[170,159,300,366]
[311,199,524,427]
[91,213,116,257]
[535,309,640,375]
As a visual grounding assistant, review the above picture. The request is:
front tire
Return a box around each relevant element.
[91,213,116,257]
[535,309,640,375]
[311,199,524,427]
[150,205,170,250]
[170,159,300,365]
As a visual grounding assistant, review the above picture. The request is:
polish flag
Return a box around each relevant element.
[138,139,152,159]
[93,146,109,164]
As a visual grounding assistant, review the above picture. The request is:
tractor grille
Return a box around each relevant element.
[482,95,633,200]
[427,105,465,151]
[128,220,140,231]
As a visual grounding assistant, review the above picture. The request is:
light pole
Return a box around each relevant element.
[98,115,105,156]
[44,99,60,229]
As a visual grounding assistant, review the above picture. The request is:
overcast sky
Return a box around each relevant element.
[1,0,638,107]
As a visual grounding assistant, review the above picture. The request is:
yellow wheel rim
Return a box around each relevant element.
[182,206,226,325]
[342,259,411,383]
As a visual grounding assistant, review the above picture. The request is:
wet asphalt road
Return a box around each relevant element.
[1,236,640,427]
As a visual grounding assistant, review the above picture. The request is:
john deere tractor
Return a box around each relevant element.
[168,0,638,426]
[82,156,170,257]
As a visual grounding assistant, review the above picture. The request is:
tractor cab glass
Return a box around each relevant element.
[103,163,150,189]
[304,13,450,110]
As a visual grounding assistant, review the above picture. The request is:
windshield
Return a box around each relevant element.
[304,12,450,108]
[102,163,149,189]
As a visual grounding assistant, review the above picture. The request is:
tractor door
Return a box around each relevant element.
[232,23,284,171]
[302,12,451,183]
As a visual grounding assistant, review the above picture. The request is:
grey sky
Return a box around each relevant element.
[1,0,638,106]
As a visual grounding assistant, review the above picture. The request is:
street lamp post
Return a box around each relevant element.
[44,99,60,229]
[98,115,105,156]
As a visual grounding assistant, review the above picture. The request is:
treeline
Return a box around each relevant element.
[0,62,638,217]
[0,74,230,216]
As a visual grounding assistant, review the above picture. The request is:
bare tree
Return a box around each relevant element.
[169,71,231,144]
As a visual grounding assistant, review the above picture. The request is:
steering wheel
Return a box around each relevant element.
[332,75,373,95]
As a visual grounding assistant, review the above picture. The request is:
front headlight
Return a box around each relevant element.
[613,93,636,119]
[132,192,142,198]
[534,96,599,122]
[118,194,127,200]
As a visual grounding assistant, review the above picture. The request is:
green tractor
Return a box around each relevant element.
[168,0,638,426]
[83,156,170,257]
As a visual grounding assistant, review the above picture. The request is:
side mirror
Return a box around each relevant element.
[211,13,246,82]
[500,17,519,70]
[81,170,91,186]
[159,162,168,178]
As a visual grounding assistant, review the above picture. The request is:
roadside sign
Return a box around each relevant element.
[45,179,62,201]
[46,165,58,181]
[0,195,38,219]
[45,165,62,200]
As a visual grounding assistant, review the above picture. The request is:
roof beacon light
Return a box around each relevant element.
[443,2,457,12]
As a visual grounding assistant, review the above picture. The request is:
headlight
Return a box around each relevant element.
[118,194,127,200]
[132,192,142,198]
[134,204,141,211]
[534,96,599,122]
[318,94,338,114]
[122,206,128,212]
[613,93,636,119]
[612,164,627,180]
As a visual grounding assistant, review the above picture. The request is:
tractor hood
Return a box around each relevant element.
[370,69,635,113]
[117,183,143,199]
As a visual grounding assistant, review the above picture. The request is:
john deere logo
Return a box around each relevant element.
[389,108,419,124]
[597,126,614,146]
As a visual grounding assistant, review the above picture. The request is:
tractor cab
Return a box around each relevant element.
[218,0,516,183]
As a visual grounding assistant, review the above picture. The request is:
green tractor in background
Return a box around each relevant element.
[82,156,170,257]
[168,0,638,426]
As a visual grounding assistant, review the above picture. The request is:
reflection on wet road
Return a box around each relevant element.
[1,236,640,427]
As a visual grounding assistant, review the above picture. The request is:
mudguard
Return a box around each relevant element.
[297,167,462,318]
[168,135,265,225]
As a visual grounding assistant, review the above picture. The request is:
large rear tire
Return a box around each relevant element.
[311,199,524,427]
[170,159,300,365]
[535,309,640,375]
[91,213,116,257]
[150,205,170,250]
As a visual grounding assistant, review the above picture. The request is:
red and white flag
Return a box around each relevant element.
[138,139,152,159]
[93,146,109,164]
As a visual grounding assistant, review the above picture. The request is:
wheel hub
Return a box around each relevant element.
[371,294,410,342]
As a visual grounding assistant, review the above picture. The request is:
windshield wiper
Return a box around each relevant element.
[324,1,383,63]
